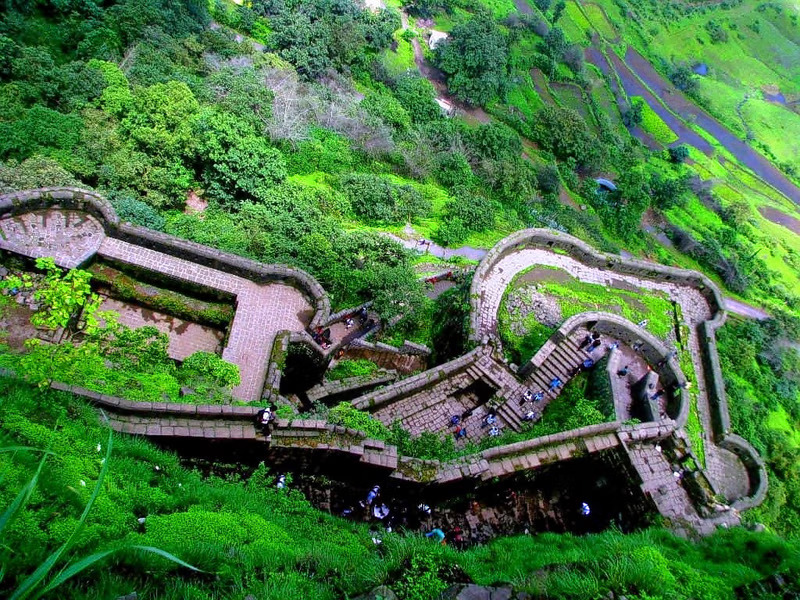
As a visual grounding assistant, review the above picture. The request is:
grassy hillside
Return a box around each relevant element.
[1,377,799,599]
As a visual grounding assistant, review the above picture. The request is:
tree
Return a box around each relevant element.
[2,258,103,336]
[435,15,509,107]
[622,100,643,127]
[534,0,552,12]
[532,105,601,168]
[649,173,688,210]
[540,27,566,60]
[193,110,287,205]
[536,164,561,195]
[552,0,566,22]
[669,62,698,94]
[465,122,522,162]
[393,75,442,123]
[668,145,690,164]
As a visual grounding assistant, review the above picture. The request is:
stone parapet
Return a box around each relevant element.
[521,311,689,425]
[0,187,330,330]
[351,345,486,411]
[469,228,726,342]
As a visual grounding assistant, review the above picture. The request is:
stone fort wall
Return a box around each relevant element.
[0,187,331,329]
[468,228,766,511]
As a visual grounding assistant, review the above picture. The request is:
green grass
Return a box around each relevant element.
[678,343,706,467]
[563,1,592,44]
[381,35,416,77]
[581,3,618,40]
[326,358,380,381]
[630,97,678,145]
[499,267,678,364]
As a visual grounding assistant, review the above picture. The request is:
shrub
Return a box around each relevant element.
[446,188,494,232]
[327,359,379,381]
[109,191,166,230]
[340,173,431,224]
[327,402,390,439]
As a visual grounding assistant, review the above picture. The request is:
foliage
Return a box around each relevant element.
[340,173,431,224]
[1,258,103,336]
[531,106,601,168]
[393,76,442,123]
[327,359,380,381]
[630,97,678,145]
[108,191,166,230]
[435,15,510,106]
[327,402,391,439]
[717,317,800,537]
[430,275,471,364]
[180,351,240,393]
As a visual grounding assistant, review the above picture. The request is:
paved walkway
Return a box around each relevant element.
[0,210,105,268]
[98,237,312,401]
[476,248,742,495]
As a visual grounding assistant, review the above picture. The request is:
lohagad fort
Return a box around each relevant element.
[0,187,767,537]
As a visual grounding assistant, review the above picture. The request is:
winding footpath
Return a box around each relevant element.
[475,246,749,502]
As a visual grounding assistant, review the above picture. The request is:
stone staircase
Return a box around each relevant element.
[496,331,596,432]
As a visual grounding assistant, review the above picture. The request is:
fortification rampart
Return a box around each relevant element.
[523,311,689,425]
[0,187,331,329]
[469,229,726,343]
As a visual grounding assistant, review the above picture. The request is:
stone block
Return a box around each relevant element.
[145,425,161,436]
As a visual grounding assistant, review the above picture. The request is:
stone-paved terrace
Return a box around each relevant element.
[0,204,314,402]
[475,247,745,500]
[97,237,313,401]
[0,210,105,269]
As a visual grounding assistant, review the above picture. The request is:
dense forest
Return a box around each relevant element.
[1,0,799,597]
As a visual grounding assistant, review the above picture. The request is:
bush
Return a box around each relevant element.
[435,217,469,246]
[393,75,442,123]
[445,188,494,232]
[327,402,391,439]
[327,359,379,381]
[109,192,166,230]
[340,173,431,224]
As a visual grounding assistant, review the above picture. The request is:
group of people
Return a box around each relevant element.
[579,331,603,353]
[447,407,505,440]
[312,326,333,349]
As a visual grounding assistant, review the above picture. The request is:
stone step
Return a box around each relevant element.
[495,402,522,432]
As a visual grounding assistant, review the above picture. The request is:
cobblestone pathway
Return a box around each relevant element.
[372,351,521,442]
[98,237,312,401]
[0,210,105,268]
[99,297,224,361]
[477,249,735,494]
[625,442,740,535]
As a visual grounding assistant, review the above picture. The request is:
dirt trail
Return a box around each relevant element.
[403,12,491,124]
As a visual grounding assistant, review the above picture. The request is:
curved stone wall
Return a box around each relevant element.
[470,229,766,511]
[469,228,726,343]
[0,187,331,328]
[523,311,690,426]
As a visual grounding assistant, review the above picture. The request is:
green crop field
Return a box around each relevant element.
[581,3,618,40]
[631,96,678,144]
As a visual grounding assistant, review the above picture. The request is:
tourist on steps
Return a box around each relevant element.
[617,365,629,377]
[365,485,380,507]
[548,377,562,392]
[523,410,537,422]
[481,411,497,428]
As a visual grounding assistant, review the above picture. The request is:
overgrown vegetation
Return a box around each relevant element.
[5,378,796,598]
